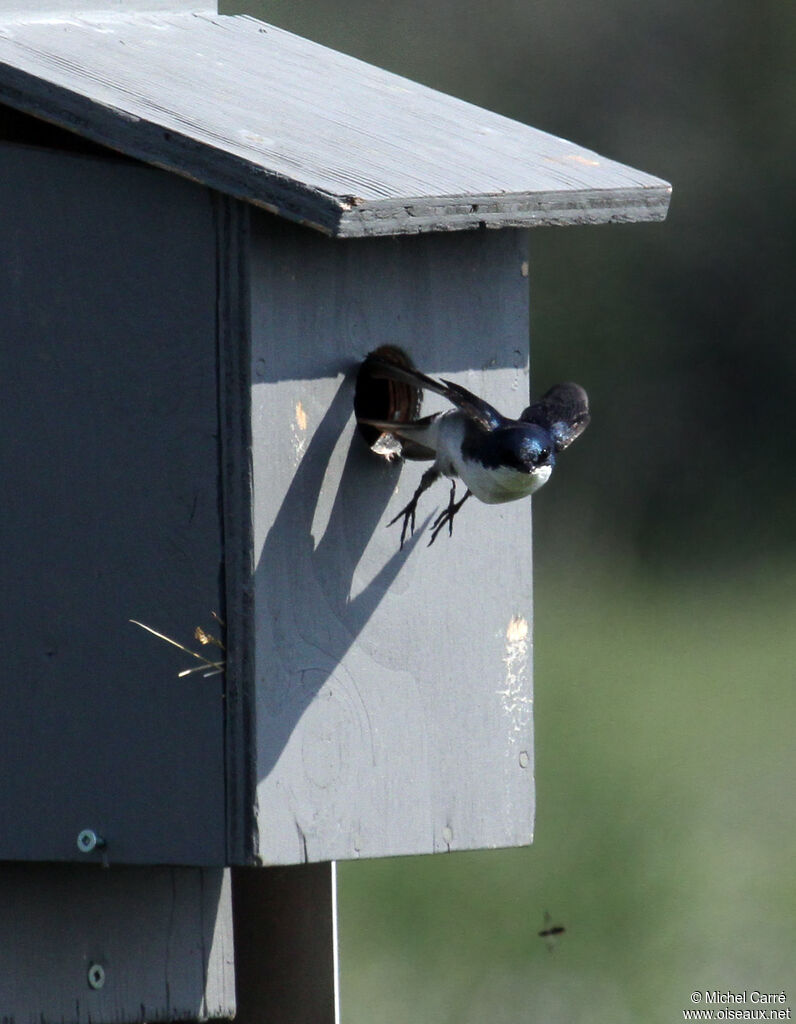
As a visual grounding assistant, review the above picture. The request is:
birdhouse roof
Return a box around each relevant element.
[0,7,671,236]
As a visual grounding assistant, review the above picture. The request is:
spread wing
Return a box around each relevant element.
[437,379,504,431]
[521,383,590,451]
[366,358,505,431]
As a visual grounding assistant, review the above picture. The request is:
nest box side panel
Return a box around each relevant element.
[0,863,235,1023]
[0,145,225,865]
[248,212,535,864]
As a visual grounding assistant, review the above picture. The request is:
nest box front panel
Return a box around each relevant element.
[0,145,226,865]
[248,213,535,864]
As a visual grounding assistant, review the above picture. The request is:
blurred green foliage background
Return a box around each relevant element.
[225,1,795,1018]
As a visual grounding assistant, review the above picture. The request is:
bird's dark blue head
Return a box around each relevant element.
[471,423,556,473]
[504,425,556,473]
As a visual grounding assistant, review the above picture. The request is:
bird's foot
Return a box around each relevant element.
[428,485,471,546]
[387,466,440,549]
[387,496,419,549]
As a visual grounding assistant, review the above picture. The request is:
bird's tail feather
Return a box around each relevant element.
[356,414,439,461]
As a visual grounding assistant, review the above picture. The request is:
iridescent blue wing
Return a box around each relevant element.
[521,383,590,451]
[364,358,505,431]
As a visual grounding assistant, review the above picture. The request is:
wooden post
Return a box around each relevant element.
[232,864,339,1024]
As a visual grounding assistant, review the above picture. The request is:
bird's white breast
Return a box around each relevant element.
[460,460,552,504]
[434,414,552,504]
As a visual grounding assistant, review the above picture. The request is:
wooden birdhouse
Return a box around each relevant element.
[0,1,670,1020]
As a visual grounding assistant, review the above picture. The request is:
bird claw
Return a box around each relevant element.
[428,483,471,546]
[387,498,418,550]
[386,466,441,550]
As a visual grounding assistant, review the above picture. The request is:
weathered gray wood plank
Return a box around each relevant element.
[0,1,213,13]
[0,864,235,1023]
[0,12,671,236]
[247,212,535,864]
[0,144,226,865]
[215,193,259,866]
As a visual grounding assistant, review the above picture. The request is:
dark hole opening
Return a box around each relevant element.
[354,345,422,454]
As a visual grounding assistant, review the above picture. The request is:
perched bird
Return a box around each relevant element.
[357,358,590,547]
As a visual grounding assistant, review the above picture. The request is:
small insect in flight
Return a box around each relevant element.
[538,911,566,951]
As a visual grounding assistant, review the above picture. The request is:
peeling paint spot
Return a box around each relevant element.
[507,614,529,645]
[498,615,532,738]
[239,128,276,148]
[291,400,309,465]
[565,153,600,166]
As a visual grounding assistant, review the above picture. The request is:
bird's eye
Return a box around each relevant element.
[538,448,550,463]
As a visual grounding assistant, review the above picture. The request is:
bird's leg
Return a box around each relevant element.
[387,466,440,549]
[428,484,471,546]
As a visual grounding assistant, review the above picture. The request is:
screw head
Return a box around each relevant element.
[87,962,106,990]
[77,829,104,853]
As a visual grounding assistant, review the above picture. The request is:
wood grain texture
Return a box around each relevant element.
[0,863,235,1023]
[215,193,259,866]
[247,212,535,864]
[0,144,226,865]
[0,1,213,13]
[0,11,671,236]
